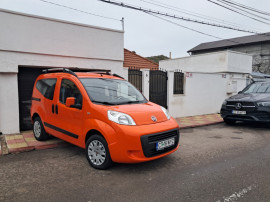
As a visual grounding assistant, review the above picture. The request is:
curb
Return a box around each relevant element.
[6,142,68,154]
[3,133,68,156]
[34,142,68,150]
[8,146,35,154]
[179,120,224,129]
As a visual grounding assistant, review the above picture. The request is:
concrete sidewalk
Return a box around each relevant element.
[0,113,223,155]
[175,113,223,129]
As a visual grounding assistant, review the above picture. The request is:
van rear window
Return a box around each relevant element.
[36,78,57,100]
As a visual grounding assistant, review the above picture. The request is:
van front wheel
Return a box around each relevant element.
[86,135,112,170]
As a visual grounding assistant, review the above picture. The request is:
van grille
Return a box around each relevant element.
[141,129,179,157]
[148,130,177,143]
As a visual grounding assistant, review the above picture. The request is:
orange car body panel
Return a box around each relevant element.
[31,72,180,163]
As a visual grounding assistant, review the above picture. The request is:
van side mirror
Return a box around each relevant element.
[238,91,242,94]
[66,97,75,107]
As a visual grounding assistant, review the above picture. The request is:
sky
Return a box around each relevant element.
[0,0,269,58]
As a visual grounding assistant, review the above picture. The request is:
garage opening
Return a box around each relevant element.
[18,66,44,131]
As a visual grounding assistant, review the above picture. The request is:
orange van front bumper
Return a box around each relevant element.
[108,118,180,163]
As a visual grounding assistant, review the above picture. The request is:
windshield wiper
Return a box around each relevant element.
[118,100,142,105]
[92,101,117,105]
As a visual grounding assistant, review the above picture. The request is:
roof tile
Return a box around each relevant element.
[124,49,158,70]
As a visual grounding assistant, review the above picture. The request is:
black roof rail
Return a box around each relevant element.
[42,68,125,79]
[42,68,77,77]
[112,73,125,79]
[70,68,111,74]
[42,68,112,77]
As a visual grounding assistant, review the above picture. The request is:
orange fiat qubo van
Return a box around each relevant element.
[31,69,180,169]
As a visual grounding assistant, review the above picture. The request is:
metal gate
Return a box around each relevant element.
[149,70,168,108]
[128,68,142,92]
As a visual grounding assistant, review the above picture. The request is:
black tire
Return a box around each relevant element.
[85,135,113,170]
[223,118,236,125]
[33,117,49,141]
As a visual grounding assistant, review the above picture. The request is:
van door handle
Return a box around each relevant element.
[55,104,58,114]
[52,104,54,113]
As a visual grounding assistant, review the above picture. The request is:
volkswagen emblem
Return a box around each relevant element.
[235,103,242,110]
[151,116,157,122]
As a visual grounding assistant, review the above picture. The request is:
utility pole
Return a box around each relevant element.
[121,17,124,32]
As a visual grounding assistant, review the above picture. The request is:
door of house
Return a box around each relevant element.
[149,70,168,108]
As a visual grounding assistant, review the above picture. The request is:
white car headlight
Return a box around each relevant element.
[161,106,171,120]
[108,110,136,125]
[257,102,270,107]
[222,100,227,105]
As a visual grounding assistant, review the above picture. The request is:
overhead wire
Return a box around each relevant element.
[39,0,121,21]
[145,12,241,44]
[207,0,270,25]
[138,0,264,32]
[39,0,270,45]
[146,12,223,40]
[220,0,270,16]
[215,0,270,22]
[97,0,259,34]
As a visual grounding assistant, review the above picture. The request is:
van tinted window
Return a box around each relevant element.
[36,78,57,100]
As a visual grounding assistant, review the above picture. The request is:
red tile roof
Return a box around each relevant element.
[124,49,158,70]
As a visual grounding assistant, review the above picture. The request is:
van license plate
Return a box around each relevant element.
[156,138,175,151]
[232,110,246,115]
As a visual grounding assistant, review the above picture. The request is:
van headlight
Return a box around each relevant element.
[161,106,171,120]
[257,102,270,107]
[222,100,227,105]
[108,110,136,125]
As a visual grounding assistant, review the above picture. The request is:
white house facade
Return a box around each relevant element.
[0,9,124,134]
[160,51,253,118]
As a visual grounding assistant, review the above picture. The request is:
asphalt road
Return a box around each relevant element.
[1,123,270,202]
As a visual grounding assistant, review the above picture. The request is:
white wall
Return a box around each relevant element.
[0,73,20,134]
[0,51,124,73]
[0,9,124,65]
[160,51,252,74]
[158,50,252,117]
[227,51,252,73]
[167,71,247,118]
[0,9,125,134]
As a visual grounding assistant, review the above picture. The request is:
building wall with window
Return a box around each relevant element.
[0,9,124,134]
[160,51,252,117]
[166,71,247,117]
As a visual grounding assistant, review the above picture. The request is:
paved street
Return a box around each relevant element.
[1,123,270,202]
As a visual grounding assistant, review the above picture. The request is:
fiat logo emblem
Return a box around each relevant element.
[151,116,157,122]
[235,103,242,110]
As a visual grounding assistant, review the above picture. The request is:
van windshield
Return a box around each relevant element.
[242,82,270,94]
[80,78,147,105]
